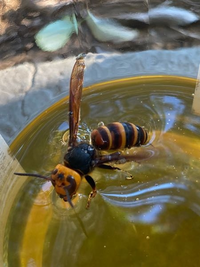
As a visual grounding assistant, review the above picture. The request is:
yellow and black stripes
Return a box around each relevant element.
[91,122,148,150]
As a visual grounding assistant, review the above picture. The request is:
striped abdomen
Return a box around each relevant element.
[91,122,148,150]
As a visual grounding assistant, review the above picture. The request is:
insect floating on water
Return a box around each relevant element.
[15,54,153,210]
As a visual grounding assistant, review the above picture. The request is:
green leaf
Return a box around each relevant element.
[35,15,78,52]
[86,10,138,43]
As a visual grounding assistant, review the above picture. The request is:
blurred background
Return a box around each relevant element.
[1,0,200,69]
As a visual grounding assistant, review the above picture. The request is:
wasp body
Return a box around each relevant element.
[64,143,96,175]
[15,54,153,209]
[91,122,148,150]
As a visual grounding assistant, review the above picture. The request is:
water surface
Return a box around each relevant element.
[5,76,200,267]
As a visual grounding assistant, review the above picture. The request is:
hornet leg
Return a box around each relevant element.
[98,164,133,179]
[84,175,97,209]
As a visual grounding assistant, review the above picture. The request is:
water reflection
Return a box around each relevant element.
[150,95,185,133]
[101,177,200,227]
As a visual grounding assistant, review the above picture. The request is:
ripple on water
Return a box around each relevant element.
[5,76,200,267]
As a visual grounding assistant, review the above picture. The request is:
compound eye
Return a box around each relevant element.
[52,168,58,175]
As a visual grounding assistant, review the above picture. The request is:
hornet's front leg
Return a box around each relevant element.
[84,175,97,209]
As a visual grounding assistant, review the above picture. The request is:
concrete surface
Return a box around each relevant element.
[1,48,200,144]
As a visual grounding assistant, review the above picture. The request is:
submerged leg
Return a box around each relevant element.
[98,164,133,179]
[98,164,122,171]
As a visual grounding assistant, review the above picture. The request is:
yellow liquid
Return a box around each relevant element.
[4,76,200,267]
